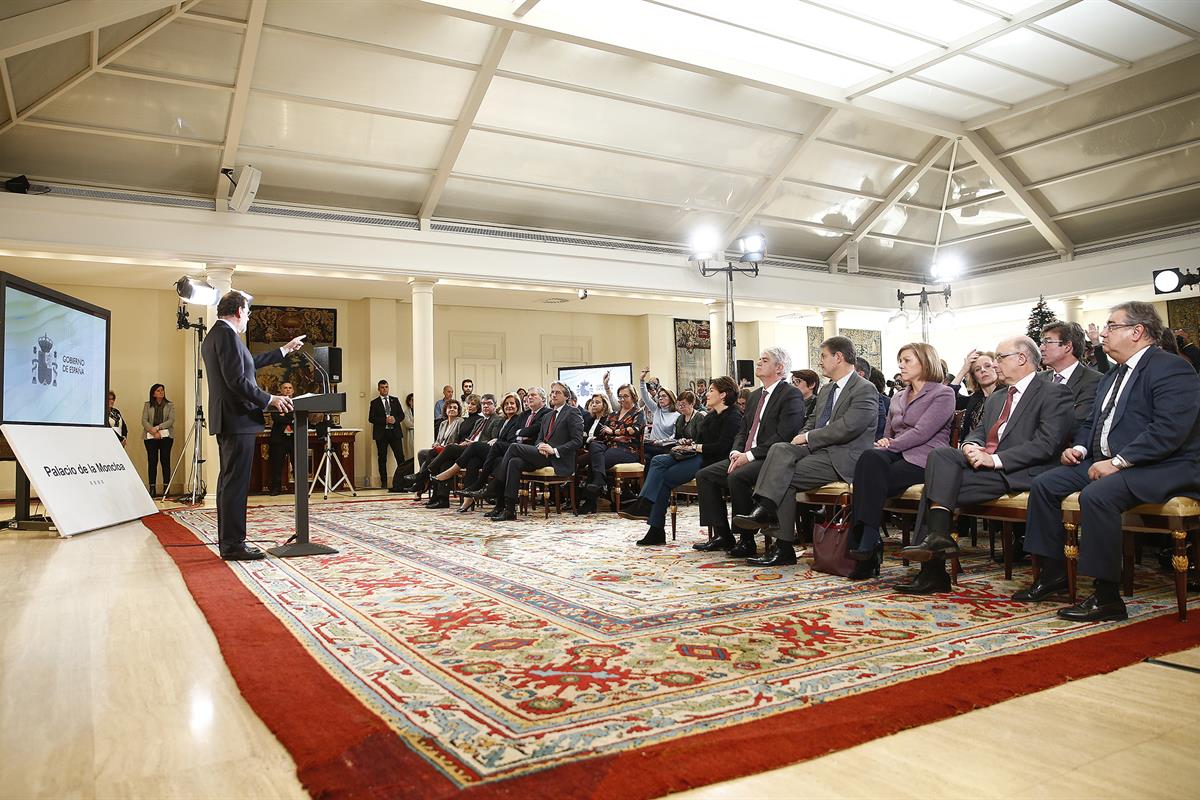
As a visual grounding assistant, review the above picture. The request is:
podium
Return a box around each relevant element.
[268,392,346,558]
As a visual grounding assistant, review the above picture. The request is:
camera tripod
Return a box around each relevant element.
[165,312,208,504]
[309,416,357,499]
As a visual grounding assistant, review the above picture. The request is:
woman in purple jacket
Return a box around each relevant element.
[847,343,956,579]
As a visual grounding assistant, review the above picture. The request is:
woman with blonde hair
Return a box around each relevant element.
[845,342,956,579]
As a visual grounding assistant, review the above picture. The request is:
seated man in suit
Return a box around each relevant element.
[1015,303,1200,620]
[465,386,550,501]
[1039,321,1102,439]
[693,348,806,557]
[486,382,584,521]
[898,336,1073,594]
[732,336,879,566]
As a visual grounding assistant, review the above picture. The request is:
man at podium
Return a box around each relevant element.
[202,290,305,560]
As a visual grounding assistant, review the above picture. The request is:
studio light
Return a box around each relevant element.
[1152,267,1199,295]
[734,233,766,263]
[688,228,721,262]
[930,255,963,282]
[175,276,220,306]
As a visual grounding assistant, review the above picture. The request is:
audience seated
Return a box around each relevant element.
[855,357,890,439]
[1039,321,1102,440]
[736,387,750,414]
[897,336,1073,594]
[619,377,742,545]
[1015,302,1200,621]
[959,350,1001,434]
[639,368,682,458]
[730,337,878,566]
[465,386,550,506]
[484,382,584,521]
[425,394,498,508]
[847,343,955,579]
[437,392,521,512]
[692,349,805,555]
[673,390,706,442]
[403,399,468,496]
[580,384,645,514]
[790,369,819,426]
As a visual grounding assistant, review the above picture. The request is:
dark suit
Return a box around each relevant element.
[914,373,1073,543]
[500,404,585,501]
[369,394,405,489]
[458,413,519,486]
[1039,363,1102,441]
[483,407,550,482]
[200,320,283,553]
[267,410,294,493]
[751,372,879,541]
[1026,346,1200,582]
[696,380,806,533]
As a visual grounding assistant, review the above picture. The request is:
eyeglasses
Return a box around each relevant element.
[1101,322,1138,332]
[995,351,1023,360]
[1040,339,1066,347]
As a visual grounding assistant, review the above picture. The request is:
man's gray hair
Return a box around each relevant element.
[1011,335,1041,366]
[763,347,792,375]
[527,386,548,402]
[1111,301,1164,342]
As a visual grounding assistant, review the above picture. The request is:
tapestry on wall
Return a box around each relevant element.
[807,327,882,374]
[674,319,711,393]
[246,305,337,399]
[1167,297,1200,340]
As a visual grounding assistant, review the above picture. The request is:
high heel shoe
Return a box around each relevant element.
[848,547,882,581]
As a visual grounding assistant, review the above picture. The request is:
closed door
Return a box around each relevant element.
[456,359,502,395]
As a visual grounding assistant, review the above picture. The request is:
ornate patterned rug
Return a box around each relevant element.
[149,500,1199,799]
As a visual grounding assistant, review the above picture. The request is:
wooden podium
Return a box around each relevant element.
[268,392,346,558]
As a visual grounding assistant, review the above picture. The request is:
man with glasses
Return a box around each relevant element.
[896,336,1073,594]
[486,382,583,522]
[1015,303,1200,621]
[1039,321,1102,440]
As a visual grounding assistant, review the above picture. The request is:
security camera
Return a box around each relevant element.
[577,289,588,300]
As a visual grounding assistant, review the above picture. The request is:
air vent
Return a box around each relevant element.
[249,205,419,229]
[429,219,689,257]
[540,297,569,304]
[41,184,216,210]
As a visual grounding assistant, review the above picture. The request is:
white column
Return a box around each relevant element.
[411,280,435,469]
[707,300,726,378]
[1062,296,1084,324]
[200,263,235,497]
[821,309,839,340]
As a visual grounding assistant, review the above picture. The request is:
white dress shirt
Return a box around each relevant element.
[988,370,1037,470]
[1073,344,1151,462]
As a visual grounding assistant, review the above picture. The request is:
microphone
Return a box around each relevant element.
[299,348,331,395]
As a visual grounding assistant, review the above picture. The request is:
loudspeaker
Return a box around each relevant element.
[736,359,754,385]
[314,346,342,384]
[227,165,261,213]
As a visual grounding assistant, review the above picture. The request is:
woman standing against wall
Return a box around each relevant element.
[142,383,175,495]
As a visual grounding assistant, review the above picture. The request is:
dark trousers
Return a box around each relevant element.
[851,449,925,551]
[145,437,173,490]
[456,441,491,486]
[586,441,639,483]
[268,436,292,493]
[639,453,702,527]
[501,443,550,500]
[1025,461,1139,583]
[696,457,765,534]
[913,447,1011,544]
[644,442,674,459]
[375,434,404,488]
[215,433,255,553]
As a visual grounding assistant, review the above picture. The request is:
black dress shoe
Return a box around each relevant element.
[426,497,450,509]
[221,544,266,561]
[618,498,653,521]
[495,502,517,522]
[582,481,605,499]
[894,564,951,595]
[748,544,797,567]
[455,501,475,513]
[898,531,958,561]
[636,526,667,546]
[1012,575,1068,602]
[728,535,758,558]
[574,497,597,516]
[848,553,880,581]
[694,533,735,552]
[1057,593,1127,622]
[732,504,779,531]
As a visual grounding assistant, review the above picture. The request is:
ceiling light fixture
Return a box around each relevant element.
[1152,267,1199,295]
[174,275,219,306]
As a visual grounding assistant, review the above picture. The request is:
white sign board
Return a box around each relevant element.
[2,424,158,537]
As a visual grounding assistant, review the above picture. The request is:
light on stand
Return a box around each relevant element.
[689,229,764,378]
[175,275,220,306]
[688,228,721,262]
[1152,267,1199,294]
[734,233,766,263]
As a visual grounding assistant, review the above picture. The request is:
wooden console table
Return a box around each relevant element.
[251,428,359,494]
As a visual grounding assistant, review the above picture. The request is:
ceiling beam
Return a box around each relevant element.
[418,27,513,226]
[0,0,176,60]
[100,64,236,92]
[451,172,738,215]
[0,0,202,138]
[965,40,1200,129]
[960,130,1073,257]
[826,137,952,269]
[1025,137,1200,192]
[845,0,1080,100]
[512,0,541,17]
[0,60,16,122]
[1026,25,1131,66]
[718,107,836,249]
[214,0,267,210]
[19,118,221,148]
[1051,180,1200,220]
[1106,0,1200,39]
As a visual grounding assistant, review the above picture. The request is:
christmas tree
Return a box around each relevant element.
[1026,295,1058,344]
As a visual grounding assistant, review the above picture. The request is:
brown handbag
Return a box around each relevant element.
[812,499,855,577]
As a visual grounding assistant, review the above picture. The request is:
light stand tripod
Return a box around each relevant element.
[165,306,207,504]
[698,258,760,378]
[309,415,357,499]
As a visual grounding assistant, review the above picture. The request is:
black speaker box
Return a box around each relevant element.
[736,359,754,385]
[315,346,342,384]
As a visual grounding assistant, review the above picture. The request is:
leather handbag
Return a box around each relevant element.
[670,447,698,461]
[812,499,855,577]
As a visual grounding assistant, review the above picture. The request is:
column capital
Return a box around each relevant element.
[820,309,839,322]
[409,278,437,293]
[204,262,236,280]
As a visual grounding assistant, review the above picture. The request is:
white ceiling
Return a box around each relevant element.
[0,0,1198,281]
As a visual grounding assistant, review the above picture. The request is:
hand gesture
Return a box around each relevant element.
[601,425,613,436]
[1061,447,1083,466]
[283,334,306,353]
[385,415,395,424]
[602,370,611,387]
[1087,323,1100,344]
[962,349,979,370]
[727,452,750,473]
[269,394,294,413]
[640,367,650,378]
[537,442,554,457]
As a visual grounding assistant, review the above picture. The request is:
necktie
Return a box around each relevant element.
[815,384,839,429]
[1052,373,1065,384]
[469,419,485,442]
[1090,364,1129,458]
[984,386,1019,454]
[744,388,770,450]
[384,396,392,428]
[546,408,559,437]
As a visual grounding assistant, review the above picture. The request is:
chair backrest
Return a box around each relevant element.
[949,409,966,448]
